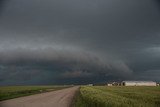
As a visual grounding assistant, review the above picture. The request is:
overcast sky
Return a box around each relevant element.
[0,0,160,85]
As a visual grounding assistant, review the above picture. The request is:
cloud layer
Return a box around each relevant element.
[0,47,132,85]
[0,0,160,85]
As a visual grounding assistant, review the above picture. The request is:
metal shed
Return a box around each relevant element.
[122,81,156,86]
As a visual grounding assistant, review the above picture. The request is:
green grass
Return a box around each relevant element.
[75,86,160,107]
[0,85,70,101]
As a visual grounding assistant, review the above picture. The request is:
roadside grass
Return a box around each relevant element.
[0,85,70,101]
[75,86,160,107]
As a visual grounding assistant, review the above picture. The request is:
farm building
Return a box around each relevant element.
[107,83,112,86]
[122,81,156,86]
[88,84,93,86]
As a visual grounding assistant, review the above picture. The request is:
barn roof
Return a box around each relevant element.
[122,81,155,83]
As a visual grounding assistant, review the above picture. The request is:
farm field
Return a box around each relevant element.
[0,85,70,101]
[75,86,160,107]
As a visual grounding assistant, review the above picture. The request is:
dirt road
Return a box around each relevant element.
[0,86,79,107]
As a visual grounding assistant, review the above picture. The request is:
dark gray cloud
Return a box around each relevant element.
[0,48,132,85]
[0,0,6,14]
[0,0,160,85]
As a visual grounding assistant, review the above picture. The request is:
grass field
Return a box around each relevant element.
[0,85,70,101]
[75,86,160,107]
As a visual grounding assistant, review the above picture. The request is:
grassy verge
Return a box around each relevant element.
[75,86,160,107]
[0,85,70,101]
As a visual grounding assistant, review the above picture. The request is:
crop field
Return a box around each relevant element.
[0,85,70,101]
[75,86,160,107]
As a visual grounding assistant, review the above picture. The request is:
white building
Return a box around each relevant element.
[107,83,112,86]
[122,81,156,86]
[88,84,93,86]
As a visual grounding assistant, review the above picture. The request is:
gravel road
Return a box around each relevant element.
[0,86,79,107]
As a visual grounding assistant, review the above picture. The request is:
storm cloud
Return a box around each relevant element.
[0,47,132,85]
[0,0,160,85]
